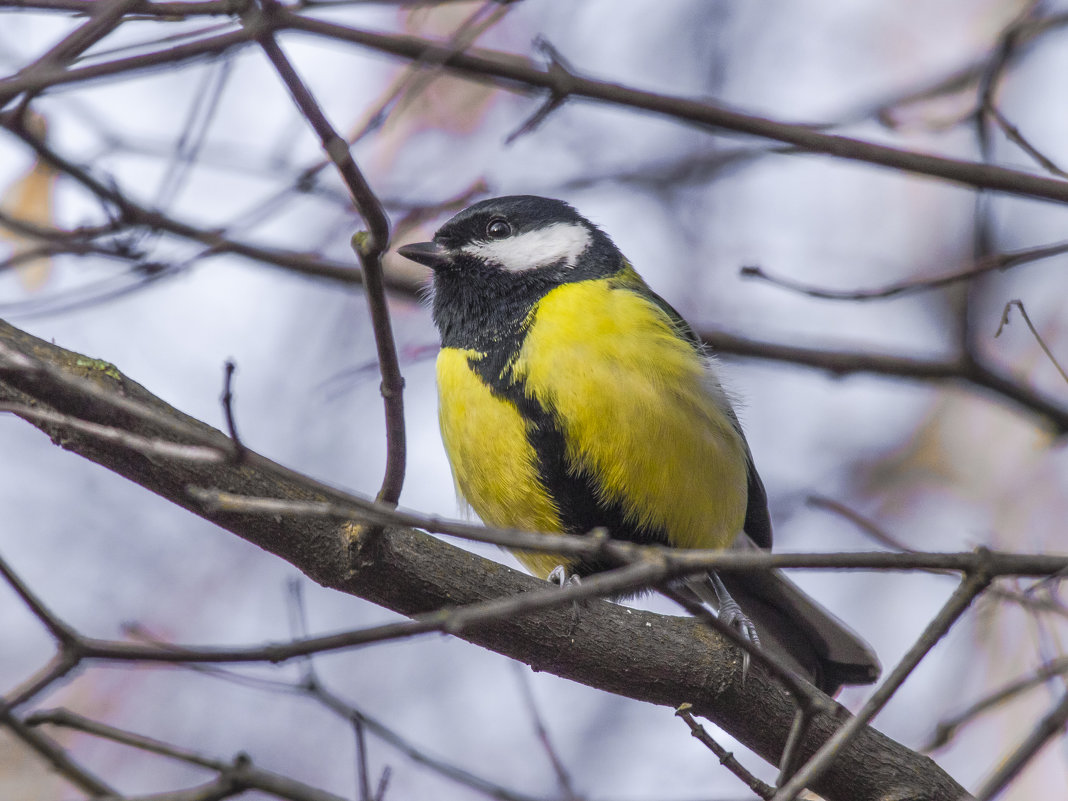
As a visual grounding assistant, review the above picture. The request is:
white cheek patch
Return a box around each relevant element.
[462,222,591,272]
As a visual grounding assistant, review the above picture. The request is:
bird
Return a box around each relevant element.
[397,195,880,695]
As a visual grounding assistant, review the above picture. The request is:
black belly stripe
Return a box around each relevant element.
[467,351,671,576]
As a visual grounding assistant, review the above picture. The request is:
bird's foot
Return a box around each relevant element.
[710,572,760,682]
[548,565,584,633]
[548,564,582,589]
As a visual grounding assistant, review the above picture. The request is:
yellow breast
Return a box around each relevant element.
[435,275,749,579]
[512,277,748,551]
[436,347,562,538]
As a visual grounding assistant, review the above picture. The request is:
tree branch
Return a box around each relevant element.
[0,317,972,801]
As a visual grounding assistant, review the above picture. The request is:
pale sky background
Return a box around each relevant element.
[2,1,1068,799]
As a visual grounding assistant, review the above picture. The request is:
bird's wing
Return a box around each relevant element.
[637,277,774,549]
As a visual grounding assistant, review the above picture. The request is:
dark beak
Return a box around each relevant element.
[396,240,451,270]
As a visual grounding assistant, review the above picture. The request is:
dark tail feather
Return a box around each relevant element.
[685,570,881,696]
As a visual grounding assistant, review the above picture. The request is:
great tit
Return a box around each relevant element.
[398,195,880,694]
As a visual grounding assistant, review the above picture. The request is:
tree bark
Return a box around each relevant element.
[0,317,970,801]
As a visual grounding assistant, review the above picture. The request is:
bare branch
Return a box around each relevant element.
[773,570,991,800]
[739,239,1068,302]
[281,13,1068,206]
[974,691,1068,801]
[924,656,1068,752]
[0,402,228,462]
[219,360,245,461]
[250,0,405,504]
[0,706,117,797]
[0,316,971,801]
[4,11,1068,208]
[26,709,356,801]
[512,663,579,801]
[186,489,1068,578]
[996,299,1068,385]
[676,704,774,800]
[700,330,1068,434]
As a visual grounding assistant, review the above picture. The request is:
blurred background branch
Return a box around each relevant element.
[2,2,1067,800]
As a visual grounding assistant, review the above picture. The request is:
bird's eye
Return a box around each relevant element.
[486,219,511,239]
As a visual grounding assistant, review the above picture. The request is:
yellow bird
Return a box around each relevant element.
[399,195,879,694]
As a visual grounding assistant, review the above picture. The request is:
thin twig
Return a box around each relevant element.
[0,551,79,644]
[1,650,80,710]
[700,329,1068,434]
[739,239,1068,302]
[771,570,993,801]
[973,691,1068,800]
[187,489,1068,578]
[250,0,406,505]
[3,556,683,666]
[0,706,117,797]
[996,299,1068,385]
[220,359,246,461]
[988,104,1068,179]
[676,705,775,800]
[354,716,372,801]
[776,705,812,787]
[924,655,1068,752]
[9,0,141,86]
[0,402,228,462]
[512,663,578,801]
[808,495,1068,620]
[26,709,354,801]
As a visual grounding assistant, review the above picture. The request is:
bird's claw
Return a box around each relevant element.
[548,565,584,633]
[548,564,581,588]
[710,572,760,683]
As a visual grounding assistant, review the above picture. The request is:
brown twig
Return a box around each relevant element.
[0,706,117,797]
[776,705,814,787]
[996,299,1068,385]
[25,708,353,801]
[2,551,683,666]
[772,570,992,801]
[988,104,1068,179]
[739,239,1068,302]
[280,12,1068,206]
[187,489,1068,578]
[973,691,1068,800]
[700,330,1068,434]
[10,0,142,82]
[807,495,1068,621]
[924,655,1068,752]
[512,664,580,801]
[676,705,775,800]
[219,359,246,461]
[250,0,406,505]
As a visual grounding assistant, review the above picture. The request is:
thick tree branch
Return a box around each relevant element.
[0,317,971,801]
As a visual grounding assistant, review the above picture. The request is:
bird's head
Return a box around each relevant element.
[397,195,621,281]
